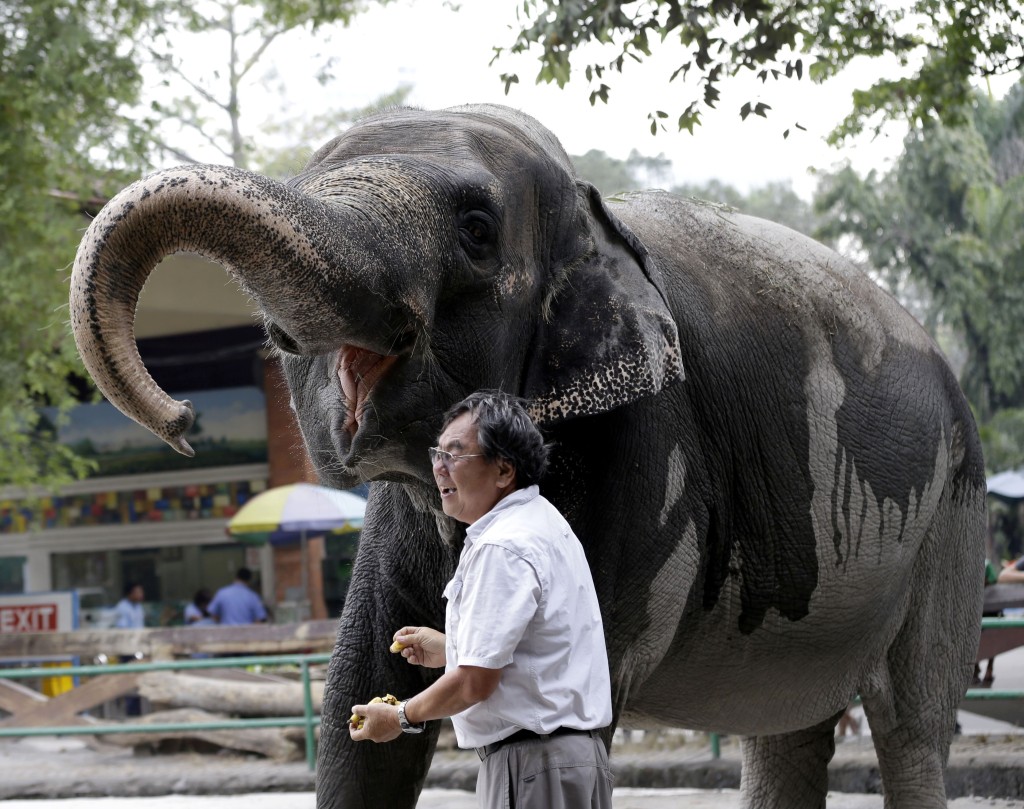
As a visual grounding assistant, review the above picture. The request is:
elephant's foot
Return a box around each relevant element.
[869,723,948,809]
[738,712,841,809]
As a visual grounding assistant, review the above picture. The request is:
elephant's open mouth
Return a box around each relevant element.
[336,345,400,437]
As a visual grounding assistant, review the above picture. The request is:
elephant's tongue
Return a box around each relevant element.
[337,346,399,436]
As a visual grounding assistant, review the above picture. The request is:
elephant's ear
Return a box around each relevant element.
[524,182,684,425]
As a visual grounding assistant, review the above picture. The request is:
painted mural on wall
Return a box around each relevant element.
[0,386,269,536]
[49,386,268,476]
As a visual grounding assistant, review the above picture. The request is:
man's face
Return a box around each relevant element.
[129,585,144,603]
[433,412,514,525]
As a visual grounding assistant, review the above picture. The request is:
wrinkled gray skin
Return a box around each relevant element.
[71,104,986,808]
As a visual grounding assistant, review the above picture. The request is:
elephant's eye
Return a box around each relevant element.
[457,209,498,260]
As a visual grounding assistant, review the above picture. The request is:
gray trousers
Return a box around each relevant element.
[476,731,613,809]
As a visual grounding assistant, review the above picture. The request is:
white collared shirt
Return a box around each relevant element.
[443,485,612,749]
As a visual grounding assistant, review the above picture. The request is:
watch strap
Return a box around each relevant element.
[398,700,425,733]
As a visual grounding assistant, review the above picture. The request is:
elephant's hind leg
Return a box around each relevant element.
[739,712,842,809]
[861,495,984,808]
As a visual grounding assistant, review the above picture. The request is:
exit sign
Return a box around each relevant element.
[0,592,75,634]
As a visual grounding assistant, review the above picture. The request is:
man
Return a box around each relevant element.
[113,582,146,715]
[208,567,268,625]
[350,390,613,808]
[113,582,145,629]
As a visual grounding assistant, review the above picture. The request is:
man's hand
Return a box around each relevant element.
[348,701,402,743]
[391,626,447,668]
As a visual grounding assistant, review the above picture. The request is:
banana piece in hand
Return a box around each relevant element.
[349,693,399,729]
[390,640,406,653]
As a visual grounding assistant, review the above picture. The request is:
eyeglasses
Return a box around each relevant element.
[428,447,486,469]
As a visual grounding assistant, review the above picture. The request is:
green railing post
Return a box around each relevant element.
[301,659,316,771]
[709,732,721,759]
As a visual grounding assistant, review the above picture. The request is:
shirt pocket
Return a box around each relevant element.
[443,577,462,603]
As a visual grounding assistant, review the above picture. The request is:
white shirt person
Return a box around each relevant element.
[349,391,613,809]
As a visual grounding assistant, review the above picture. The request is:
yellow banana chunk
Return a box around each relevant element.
[349,694,400,729]
[390,640,406,653]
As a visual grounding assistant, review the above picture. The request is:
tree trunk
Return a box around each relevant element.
[106,707,306,760]
[137,671,324,716]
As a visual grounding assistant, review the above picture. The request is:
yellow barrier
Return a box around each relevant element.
[40,661,74,697]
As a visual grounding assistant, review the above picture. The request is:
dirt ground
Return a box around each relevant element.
[2,722,1023,803]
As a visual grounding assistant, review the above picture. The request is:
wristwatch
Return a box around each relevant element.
[397,700,425,734]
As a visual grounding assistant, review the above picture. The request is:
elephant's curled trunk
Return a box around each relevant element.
[70,164,352,456]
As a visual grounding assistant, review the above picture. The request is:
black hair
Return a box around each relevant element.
[236,567,253,582]
[441,390,550,488]
[123,581,141,597]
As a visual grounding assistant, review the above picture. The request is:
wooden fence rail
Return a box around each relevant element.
[0,619,338,661]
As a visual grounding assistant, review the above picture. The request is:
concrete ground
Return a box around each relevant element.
[0,790,1021,809]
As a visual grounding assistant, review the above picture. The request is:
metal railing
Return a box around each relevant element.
[0,652,331,770]
[2,617,1022,769]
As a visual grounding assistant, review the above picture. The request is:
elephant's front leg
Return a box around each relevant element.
[739,711,844,809]
[316,487,455,809]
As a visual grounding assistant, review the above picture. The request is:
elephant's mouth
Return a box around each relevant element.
[336,345,400,437]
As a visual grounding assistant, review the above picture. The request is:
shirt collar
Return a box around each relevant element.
[465,484,540,544]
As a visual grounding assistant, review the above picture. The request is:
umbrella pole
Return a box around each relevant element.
[300,529,310,621]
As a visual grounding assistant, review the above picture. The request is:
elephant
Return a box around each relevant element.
[70,103,986,808]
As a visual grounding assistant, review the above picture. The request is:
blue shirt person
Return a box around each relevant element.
[184,588,214,626]
[113,582,145,628]
[208,568,268,625]
[112,581,146,715]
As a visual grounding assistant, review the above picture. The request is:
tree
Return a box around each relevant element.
[0,1,155,488]
[251,85,414,179]
[0,0,385,488]
[571,149,674,195]
[495,0,1023,142]
[144,0,378,170]
[814,80,1024,459]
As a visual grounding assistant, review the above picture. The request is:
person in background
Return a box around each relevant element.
[185,588,214,626]
[997,555,1024,584]
[113,582,145,629]
[112,581,146,715]
[208,567,268,625]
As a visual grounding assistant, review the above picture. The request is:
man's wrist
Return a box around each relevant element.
[397,699,425,733]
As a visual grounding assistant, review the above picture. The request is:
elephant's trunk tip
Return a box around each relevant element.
[170,435,196,458]
[163,399,197,458]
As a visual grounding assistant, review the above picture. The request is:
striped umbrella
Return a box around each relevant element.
[226,483,366,545]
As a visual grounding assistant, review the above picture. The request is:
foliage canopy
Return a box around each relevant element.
[815,80,1024,465]
[0,0,372,488]
[496,0,1023,141]
[0,0,158,487]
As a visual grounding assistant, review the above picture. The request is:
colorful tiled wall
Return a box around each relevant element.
[0,479,267,535]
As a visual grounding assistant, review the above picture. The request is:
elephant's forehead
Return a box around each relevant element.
[317,106,575,178]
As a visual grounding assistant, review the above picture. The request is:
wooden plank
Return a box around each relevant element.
[960,696,1024,727]
[0,673,138,728]
[0,619,337,660]
[977,626,1024,662]
[137,671,324,716]
[0,679,47,714]
[983,584,1024,615]
[103,708,305,760]
[188,667,296,684]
